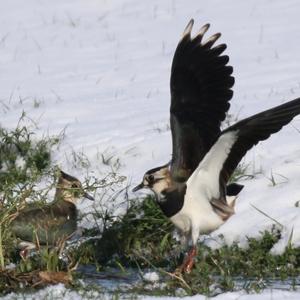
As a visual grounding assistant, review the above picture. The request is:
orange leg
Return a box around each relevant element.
[184,246,197,273]
[175,246,197,274]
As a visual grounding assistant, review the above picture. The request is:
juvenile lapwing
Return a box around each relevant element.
[11,170,94,257]
[133,20,300,273]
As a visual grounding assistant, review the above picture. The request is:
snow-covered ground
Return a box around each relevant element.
[1,283,299,300]
[2,283,300,300]
[1,0,300,298]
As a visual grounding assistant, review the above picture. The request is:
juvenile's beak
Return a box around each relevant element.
[132,183,144,192]
[83,192,95,201]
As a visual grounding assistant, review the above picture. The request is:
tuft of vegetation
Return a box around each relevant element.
[0,116,73,294]
[94,196,177,268]
[0,116,60,270]
[0,121,58,189]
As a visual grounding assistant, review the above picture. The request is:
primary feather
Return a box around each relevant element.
[170,19,234,181]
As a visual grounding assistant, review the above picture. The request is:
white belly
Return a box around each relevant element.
[169,131,238,244]
[170,193,224,236]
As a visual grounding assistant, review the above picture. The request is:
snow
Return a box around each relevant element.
[1,0,300,298]
[143,271,160,283]
[1,283,103,300]
[2,285,300,300]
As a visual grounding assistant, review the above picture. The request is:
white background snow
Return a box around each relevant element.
[1,0,300,298]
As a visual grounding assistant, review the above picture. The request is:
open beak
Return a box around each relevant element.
[132,183,144,192]
[83,192,95,201]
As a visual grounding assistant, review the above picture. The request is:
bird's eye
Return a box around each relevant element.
[148,175,154,182]
[71,183,78,189]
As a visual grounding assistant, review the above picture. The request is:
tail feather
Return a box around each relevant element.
[226,183,244,196]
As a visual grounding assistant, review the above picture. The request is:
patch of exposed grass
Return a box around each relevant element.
[114,228,299,297]
[179,230,299,295]
[94,196,177,268]
[81,187,299,296]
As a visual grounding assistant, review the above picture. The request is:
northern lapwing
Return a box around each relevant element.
[133,20,300,273]
[11,170,94,257]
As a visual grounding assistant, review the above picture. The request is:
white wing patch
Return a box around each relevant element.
[187,130,238,200]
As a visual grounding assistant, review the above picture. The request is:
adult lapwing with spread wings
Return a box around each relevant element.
[133,20,300,273]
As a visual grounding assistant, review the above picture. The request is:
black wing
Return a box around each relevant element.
[170,19,234,181]
[220,98,300,185]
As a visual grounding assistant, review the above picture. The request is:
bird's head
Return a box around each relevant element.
[56,170,94,205]
[132,164,171,197]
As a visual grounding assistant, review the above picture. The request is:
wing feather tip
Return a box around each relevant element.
[182,19,194,37]
[195,23,210,38]
[203,32,222,48]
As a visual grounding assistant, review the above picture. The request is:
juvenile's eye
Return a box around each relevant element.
[148,175,154,182]
[71,183,78,189]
